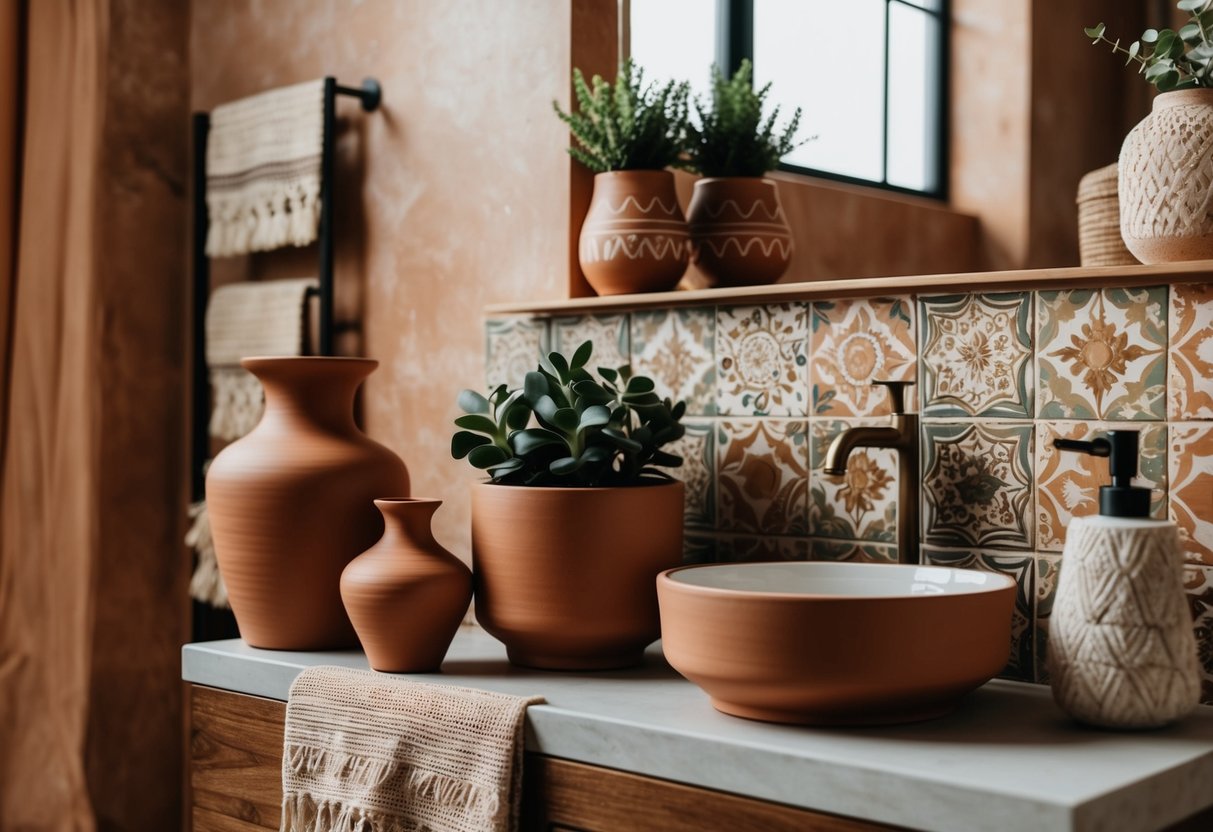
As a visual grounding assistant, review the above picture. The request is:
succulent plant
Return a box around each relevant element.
[1086,1,1213,91]
[685,59,809,178]
[452,341,685,487]
[552,58,690,173]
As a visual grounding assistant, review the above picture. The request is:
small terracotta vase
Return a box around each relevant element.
[687,177,793,287]
[341,499,472,672]
[578,170,690,296]
[1120,89,1213,263]
[471,480,684,670]
[207,357,409,650]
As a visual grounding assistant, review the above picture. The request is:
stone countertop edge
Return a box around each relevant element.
[181,627,1213,832]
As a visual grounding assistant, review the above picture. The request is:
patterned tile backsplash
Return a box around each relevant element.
[485,284,1213,700]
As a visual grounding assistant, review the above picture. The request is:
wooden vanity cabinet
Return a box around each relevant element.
[187,685,898,832]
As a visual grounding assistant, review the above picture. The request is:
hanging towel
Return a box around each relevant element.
[206,79,326,257]
[280,666,543,832]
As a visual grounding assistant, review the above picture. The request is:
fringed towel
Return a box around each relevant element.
[281,666,543,832]
[206,79,326,257]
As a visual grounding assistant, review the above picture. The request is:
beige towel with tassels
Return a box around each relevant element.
[281,666,543,832]
[206,79,326,257]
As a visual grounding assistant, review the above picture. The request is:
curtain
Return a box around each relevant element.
[0,0,108,828]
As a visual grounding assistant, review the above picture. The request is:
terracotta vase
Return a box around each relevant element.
[207,357,409,650]
[471,481,684,670]
[341,499,472,672]
[687,177,793,287]
[1119,89,1213,263]
[578,170,690,296]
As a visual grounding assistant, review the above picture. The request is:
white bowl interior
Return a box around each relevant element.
[667,562,1014,598]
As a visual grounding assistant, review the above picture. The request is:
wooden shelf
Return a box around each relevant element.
[484,261,1213,316]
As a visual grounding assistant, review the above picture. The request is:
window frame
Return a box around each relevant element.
[714,0,950,200]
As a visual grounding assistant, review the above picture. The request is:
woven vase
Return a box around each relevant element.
[1048,516,1200,728]
[1119,89,1213,264]
[1077,164,1137,267]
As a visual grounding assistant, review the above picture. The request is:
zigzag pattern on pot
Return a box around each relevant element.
[589,194,681,217]
[1120,101,1213,238]
[694,236,792,259]
[580,233,689,263]
[698,198,783,222]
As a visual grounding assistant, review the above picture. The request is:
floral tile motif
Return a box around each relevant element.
[1036,421,1167,552]
[1034,553,1061,684]
[717,420,808,535]
[1037,287,1166,420]
[683,535,717,565]
[1169,284,1213,420]
[715,535,810,563]
[919,293,1032,417]
[1183,565,1213,704]
[1169,424,1213,565]
[485,317,550,391]
[552,314,629,373]
[922,546,1036,681]
[922,422,1034,549]
[809,538,897,564]
[809,297,916,416]
[808,419,897,543]
[666,420,715,529]
[717,303,808,416]
[631,307,716,416]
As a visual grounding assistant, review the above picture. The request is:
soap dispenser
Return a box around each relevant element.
[1049,430,1200,728]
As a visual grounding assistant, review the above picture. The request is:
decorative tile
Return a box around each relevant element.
[717,420,809,535]
[666,420,715,529]
[1034,553,1061,684]
[552,314,629,372]
[485,317,549,390]
[631,307,716,416]
[920,292,1032,417]
[683,535,717,565]
[715,534,810,563]
[1169,423,1213,565]
[922,422,1034,549]
[1037,287,1167,420]
[809,297,916,416]
[1184,566,1213,704]
[808,419,898,543]
[922,546,1036,681]
[809,538,897,564]
[1169,283,1213,420]
[1036,422,1167,552]
[717,303,808,416]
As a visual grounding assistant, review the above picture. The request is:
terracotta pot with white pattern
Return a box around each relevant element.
[578,170,690,295]
[688,177,793,287]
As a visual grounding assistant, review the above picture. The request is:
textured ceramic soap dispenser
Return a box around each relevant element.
[1049,430,1200,728]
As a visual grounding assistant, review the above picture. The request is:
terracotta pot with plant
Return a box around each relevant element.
[685,59,807,287]
[1087,3,1213,263]
[452,340,686,670]
[554,59,691,295]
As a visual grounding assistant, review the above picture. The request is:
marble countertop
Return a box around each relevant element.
[182,626,1213,832]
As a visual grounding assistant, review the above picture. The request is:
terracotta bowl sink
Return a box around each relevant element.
[657,562,1016,726]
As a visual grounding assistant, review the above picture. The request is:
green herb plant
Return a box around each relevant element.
[685,59,808,177]
[452,341,685,487]
[1086,1,1213,91]
[552,58,689,173]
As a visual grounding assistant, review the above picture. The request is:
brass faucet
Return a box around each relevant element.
[822,381,918,565]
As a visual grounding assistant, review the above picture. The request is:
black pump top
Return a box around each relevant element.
[1052,430,1151,518]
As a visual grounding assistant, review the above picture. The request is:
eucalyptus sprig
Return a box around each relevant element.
[686,59,810,178]
[552,58,690,173]
[452,341,685,487]
[1086,0,1213,91]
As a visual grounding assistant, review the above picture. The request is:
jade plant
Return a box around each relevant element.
[452,341,685,487]
[1086,1,1213,90]
[685,59,808,177]
[552,58,689,173]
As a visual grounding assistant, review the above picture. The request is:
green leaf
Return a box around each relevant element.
[505,401,532,430]
[487,458,524,478]
[1127,40,1141,64]
[451,431,491,459]
[570,341,593,371]
[1142,28,1159,43]
[572,379,614,405]
[523,371,549,403]
[534,394,560,424]
[551,407,580,433]
[454,414,498,434]
[602,427,643,453]
[581,446,610,463]
[547,351,570,381]
[550,456,583,475]
[511,428,566,455]
[468,444,509,469]
[457,389,491,414]
[1179,0,1205,11]
[625,376,655,394]
[579,405,611,428]
[648,450,683,468]
[1179,22,1202,42]
[598,367,619,383]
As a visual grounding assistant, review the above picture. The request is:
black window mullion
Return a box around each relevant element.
[717,0,754,75]
[881,0,891,186]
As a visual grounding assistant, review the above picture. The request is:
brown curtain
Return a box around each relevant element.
[0,0,108,828]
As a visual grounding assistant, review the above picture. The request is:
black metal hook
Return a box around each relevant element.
[335,78,382,112]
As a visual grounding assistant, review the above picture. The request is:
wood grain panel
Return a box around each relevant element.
[190,686,285,831]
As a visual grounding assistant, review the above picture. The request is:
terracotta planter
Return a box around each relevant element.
[1120,89,1213,263]
[207,357,409,650]
[471,480,685,670]
[341,499,472,672]
[578,170,689,296]
[687,177,793,287]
